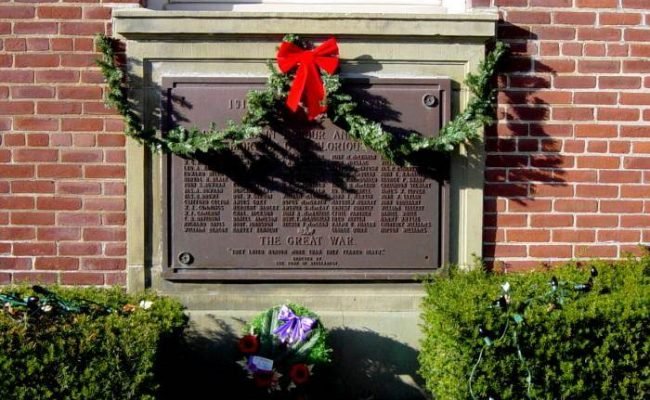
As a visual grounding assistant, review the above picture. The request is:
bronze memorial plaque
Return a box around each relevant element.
[162,77,450,280]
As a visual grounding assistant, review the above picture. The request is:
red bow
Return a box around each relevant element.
[276,37,339,120]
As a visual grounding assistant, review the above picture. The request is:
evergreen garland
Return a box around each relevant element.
[96,34,506,163]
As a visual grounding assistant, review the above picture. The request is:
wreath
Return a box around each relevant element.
[96,34,505,164]
[236,304,331,395]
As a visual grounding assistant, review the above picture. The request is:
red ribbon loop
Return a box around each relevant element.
[276,37,339,120]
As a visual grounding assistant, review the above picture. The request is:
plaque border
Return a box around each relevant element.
[160,76,450,281]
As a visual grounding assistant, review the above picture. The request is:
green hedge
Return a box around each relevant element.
[419,257,650,400]
[0,286,187,400]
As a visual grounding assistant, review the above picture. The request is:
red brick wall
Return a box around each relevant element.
[1,1,648,285]
[0,0,137,285]
[473,0,650,270]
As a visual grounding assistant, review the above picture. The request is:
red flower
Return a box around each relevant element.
[289,363,310,385]
[238,335,260,354]
[253,371,274,388]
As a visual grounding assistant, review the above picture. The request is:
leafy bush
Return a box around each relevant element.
[0,286,187,400]
[419,257,650,399]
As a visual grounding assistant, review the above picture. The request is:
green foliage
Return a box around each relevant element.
[97,34,506,164]
[0,286,187,400]
[418,257,650,399]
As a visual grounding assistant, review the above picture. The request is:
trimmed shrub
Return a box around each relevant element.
[419,257,650,400]
[0,286,187,400]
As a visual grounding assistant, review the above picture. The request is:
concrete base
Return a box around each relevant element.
[161,309,430,400]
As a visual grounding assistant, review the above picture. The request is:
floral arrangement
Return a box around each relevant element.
[237,304,331,395]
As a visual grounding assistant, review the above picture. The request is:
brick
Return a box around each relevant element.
[0,70,34,83]
[576,184,619,198]
[37,102,82,115]
[60,54,98,68]
[61,150,102,163]
[12,180,54,193]
[13,22,58,35]
[58,212,100,226]
[530,124,573,137]
[531,214,573,227]
[600,12,642,25]
[633,142,650,152]
[4,38,26,52]
[37,6,81,19]
[105,150,126,163]
[576,215,618,228]
[508,106,548,121]
[624,157,650,169]
[507,229,550,242]
[80,71,105,84]
[60,22,105,36]
[553,230,595,242]
[507,11,551,24]
[531,0,572,6]
[83,6,112,19]
[13,242,56,256]
[600,171,642,183]
[97,134,125,146]
[0,56,10,69]
[553,107,594,121]
[61,272,104,285]
[610,141,631,153]
[103,183,125,196]
[51,38,73,51]
[509,76,550,89]
[554,11,596,25]
[631,45,650,57]
[574,92,617,105]
[621,215,650,227]
[624,29,650,41]
[34,256,79,270]
[82,258,126,271]
[37,227,80,240]
[73,38,94,52]
[601,200,644,213]
[587,141,607,153]
[35,70,79,83]
[554,76,596,89]
[485,244,527,258]
[576,0,617,8]
[13,272,58,284]
[0,101,34,115]
[578,60,619,74]
[607,44,628,57]
[530,183,574,197]
[105,272,126,285]
[0,196,34,210]
[14,117,58,131]
[11,211,55,226]
[578,28,621,41]
[531,26,575,40]
[57,182,101,195]
[26,38,49,51]
[84,165,124,179]
[58,86,102,100]
[623,60,650,73]
[37,164,82,178]
[484,228,504,243]
[555,199,598,213]
[14,149,58,162]
[484,213,527,227]
[577,156,620,169]
[83,227,126,242]
[622,0,650,8]
[599,76,641,89]
[61,118,103,132]
[584,43,606,57]
[51,133,72,147]
[534,59,575,73]
[2,134,26,146]
[83,102,114,115]
[0,257,32,270]
[561,42,582,56]
[620,93,650,105]
[103,119,124,132]
[575,124,617,138]
[37,197,82,211]
[598,229,641,243]
[15,54,59,68]
[0,5,35,18]
[597,108,639,121]
[104,243,126,257]
[575,245,617,258]
[59,242,101,256]
[530,245,572,258]
[84,198,125,211]
[26,133,49,146]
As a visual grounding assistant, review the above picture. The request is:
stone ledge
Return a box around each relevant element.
[113,9,497,40]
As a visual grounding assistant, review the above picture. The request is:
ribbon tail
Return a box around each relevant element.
[286,65,307,113]
[304,63,326,120]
